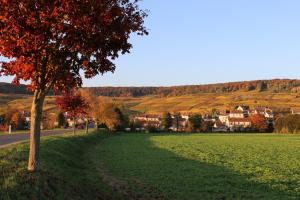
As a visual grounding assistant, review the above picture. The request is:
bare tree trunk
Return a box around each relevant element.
[73,117,76,135]
[95,121,98,130]
[176,117,179,132]
[85,119,89,134]
[28,90,45,172]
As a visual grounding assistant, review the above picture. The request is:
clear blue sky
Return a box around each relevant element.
[1,0,300,86]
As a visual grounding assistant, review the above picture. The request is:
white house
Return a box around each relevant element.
[217,110,230,123]
[252,107,274,119]
[226,118,251,129]
[229,110,245,119]
[291,108,300,115]
[236,105,250,117]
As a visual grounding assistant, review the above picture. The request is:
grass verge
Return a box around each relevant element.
[0,130,125,200]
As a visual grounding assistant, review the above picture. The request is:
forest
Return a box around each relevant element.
[1,79,300,97]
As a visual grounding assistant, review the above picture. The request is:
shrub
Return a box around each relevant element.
[145,125,158,133]
[274,114,300,134]
[250,114,268,132]
[42,113,57,130]
[0,124,7,132]
[11,112,26,130]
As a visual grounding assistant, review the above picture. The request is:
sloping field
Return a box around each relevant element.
[0,94,58,115]
[112,91,300,114]
[1,91,300,115]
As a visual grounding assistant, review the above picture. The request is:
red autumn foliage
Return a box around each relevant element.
[0,0,147,171]
[56,92,89,119]
[250,114,268,132]
[0,0,148,92]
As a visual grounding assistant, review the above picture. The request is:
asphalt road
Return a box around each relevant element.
[0,129,72,148]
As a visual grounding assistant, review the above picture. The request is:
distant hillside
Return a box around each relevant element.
[0,82,32,94]
[87,79,300,97]
[1,79,300,97]
[1,79,300,115]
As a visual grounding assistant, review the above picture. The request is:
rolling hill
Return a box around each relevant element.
[0,79,299,115]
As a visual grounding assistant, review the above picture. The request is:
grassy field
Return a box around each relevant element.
[97,133,300,200]
[1,132,300,199]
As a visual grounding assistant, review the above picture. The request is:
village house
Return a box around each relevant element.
[217,110,230,124]
[236,105,250,117]
[252,107,274,119]
[226,118,251,131]
[133,114,190,131]
[229,110,245,118]
[251,106,274,126]
[213,119,228,132]
[21,111,31,123]
[214,106,252,132]
[170,117,188,132]
[134,114,162,123]
[133,114,162,129]
[202,114,216,123]
[291,108,300,115]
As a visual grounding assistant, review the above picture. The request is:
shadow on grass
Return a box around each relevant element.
[95,133,299,200]
[0,132,123,200]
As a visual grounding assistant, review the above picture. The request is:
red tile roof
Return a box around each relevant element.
[230,110,244,114]
[228,118,251,123]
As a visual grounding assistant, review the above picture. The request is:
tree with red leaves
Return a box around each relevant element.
[56,92,89,135]
[250,114,268,132]
[0,0,147,171]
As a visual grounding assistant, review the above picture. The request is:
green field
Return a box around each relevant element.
[97,133,300,199]
[1,132,300,199]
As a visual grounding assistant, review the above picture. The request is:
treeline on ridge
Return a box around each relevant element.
[0,82,31,94]
[86,79,300,97]
[1,79,300,97]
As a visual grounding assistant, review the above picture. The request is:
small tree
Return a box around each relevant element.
[201,121,214,133]
[187,114,202,132]
[56,92,89,135]
[114,107,129,131]
[11,111,25,130]
[79,89,99,133]
[211,108,218,118]
[173,113,182,132]
[57,112,66,128]
[96,98,120,132]
[250,114,268,132]
[162,112,173,131]
[42,113,56,130]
